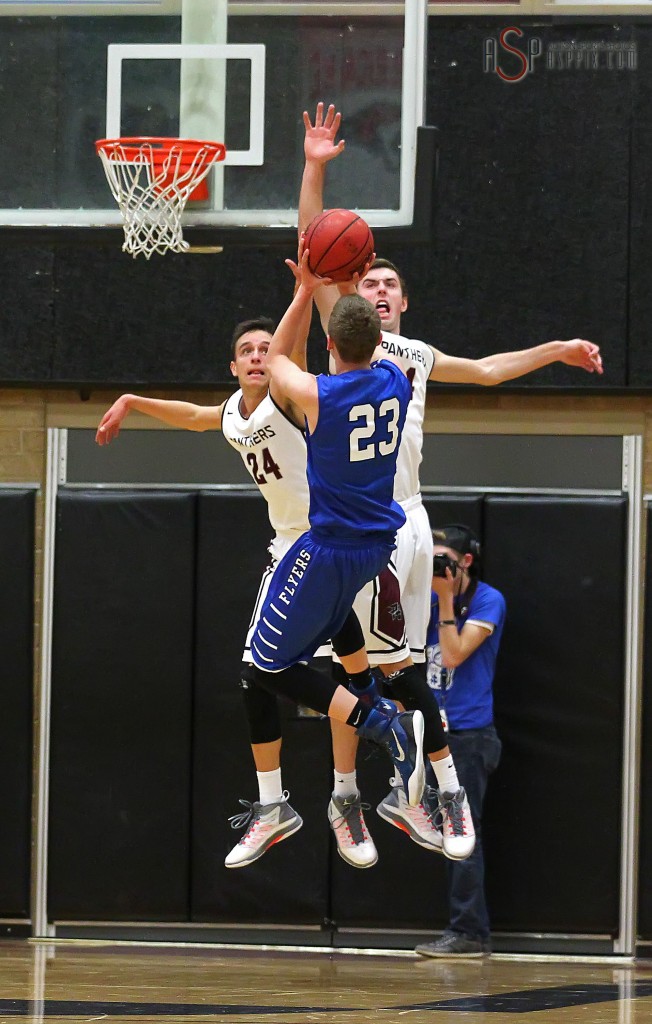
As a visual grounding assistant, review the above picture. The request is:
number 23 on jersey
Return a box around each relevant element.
[348,398,401,463]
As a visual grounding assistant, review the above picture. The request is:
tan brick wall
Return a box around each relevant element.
[0,391,46,481]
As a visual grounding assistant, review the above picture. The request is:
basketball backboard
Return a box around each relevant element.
[0,1,432,243]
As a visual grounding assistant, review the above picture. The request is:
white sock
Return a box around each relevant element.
[333,769,358,798]
[431,755,459,794]
[257,768,283,807]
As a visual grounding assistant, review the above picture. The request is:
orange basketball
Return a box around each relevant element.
[303,209,374,283]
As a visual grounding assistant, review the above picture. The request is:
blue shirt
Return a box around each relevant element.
[306,359,410,544]
[426,581,506,730]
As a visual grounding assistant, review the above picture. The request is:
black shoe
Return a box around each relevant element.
[415,933,488,958]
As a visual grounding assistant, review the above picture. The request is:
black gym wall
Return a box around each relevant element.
[0,15,647,387]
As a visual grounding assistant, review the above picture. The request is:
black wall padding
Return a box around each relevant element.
[482,496,626,934]
[48,490,196,920]
[0,489,34,917]
[330,495,483,931]
[638,504,652,938]
[191,492,332,925]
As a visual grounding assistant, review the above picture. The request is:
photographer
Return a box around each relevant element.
[416,525,506,959]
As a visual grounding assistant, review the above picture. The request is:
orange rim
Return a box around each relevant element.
[95,137,226,163]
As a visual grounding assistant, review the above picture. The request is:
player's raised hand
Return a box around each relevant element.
[335,253,377,296]
[303,101,345,165]
[95,395,131,445]
[285,247,332,292]
[558,339,603,374]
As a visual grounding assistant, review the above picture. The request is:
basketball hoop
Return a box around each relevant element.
[95,137,226,258]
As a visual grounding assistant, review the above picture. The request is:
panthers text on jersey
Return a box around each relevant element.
[221,390,309,540]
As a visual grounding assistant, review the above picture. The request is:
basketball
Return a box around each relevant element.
[303,209,374,283]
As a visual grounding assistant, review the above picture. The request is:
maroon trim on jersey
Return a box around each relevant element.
[269,392,307,437]
[369,564,407,649]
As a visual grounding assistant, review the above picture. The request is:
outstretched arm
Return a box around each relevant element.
[286,277,312,372]
[269,290,313,419]
[428,338,603,385]
[267,253,325,430]
[95,395,223,445]
[299,101,346,335]
[298,101,345,233]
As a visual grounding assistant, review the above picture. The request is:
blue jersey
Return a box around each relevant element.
[306,358,410,544]
[426,581,506,730]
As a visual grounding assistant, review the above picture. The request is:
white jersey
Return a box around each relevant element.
[380,331,435,506]
[222,390,310,541]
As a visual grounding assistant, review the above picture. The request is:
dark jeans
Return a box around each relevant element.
[445,724,502,942]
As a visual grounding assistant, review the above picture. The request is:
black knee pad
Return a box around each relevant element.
[239,664,282,744]
[384,664,447,755]
[251,662,336,716]
[331,609,365,658]
[331,661,348,687]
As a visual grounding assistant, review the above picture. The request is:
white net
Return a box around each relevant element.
[96,138,226,259]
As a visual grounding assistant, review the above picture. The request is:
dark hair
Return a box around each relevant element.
[230,317,276,358]
[368,257,408,299]
[432,524,481,578]
[328,294,382,364]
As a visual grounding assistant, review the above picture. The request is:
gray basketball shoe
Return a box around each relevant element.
[328,792,378,868]
[225,792,303,868]
[376,779,443,852]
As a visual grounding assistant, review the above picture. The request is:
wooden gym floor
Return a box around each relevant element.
[1,940,652,1023]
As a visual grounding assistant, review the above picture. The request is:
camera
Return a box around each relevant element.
[432,553,459,578]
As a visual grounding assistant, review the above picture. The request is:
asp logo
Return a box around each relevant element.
[483,27,542,82]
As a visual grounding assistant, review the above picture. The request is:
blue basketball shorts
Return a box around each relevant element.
[250,531,395,672]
